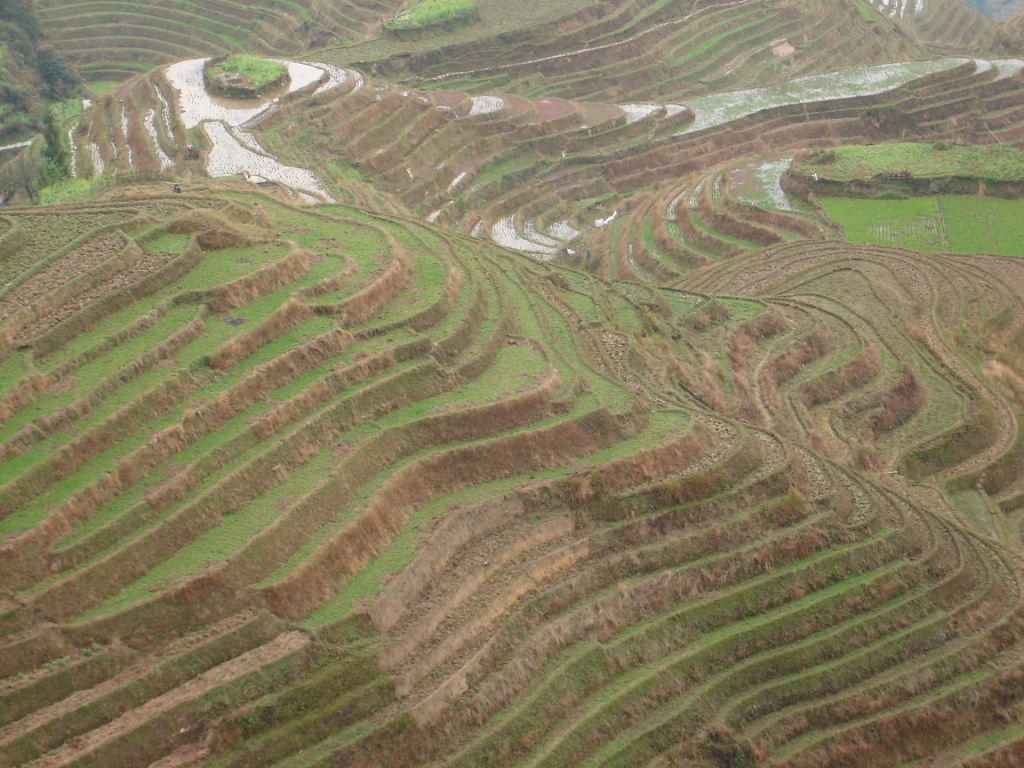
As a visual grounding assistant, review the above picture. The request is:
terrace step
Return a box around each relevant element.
[208,650,391,768]
[441,521,903,767]
[0,611,289,768]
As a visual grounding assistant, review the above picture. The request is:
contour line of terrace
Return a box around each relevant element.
[476,57,1022,257]
[152,54,1024,256]
[422,0,759,83]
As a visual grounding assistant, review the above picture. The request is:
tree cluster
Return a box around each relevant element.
[0,0,78,200]
[0,0,79,139]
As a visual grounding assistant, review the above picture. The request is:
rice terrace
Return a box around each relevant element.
[6,0,1024,763]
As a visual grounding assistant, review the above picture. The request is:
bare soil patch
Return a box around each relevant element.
[579,102,624,127]
[502,95,534,118]
[47,375,78,395]
[16,250,180,343]
[531,97,574,123]
[432,91,466,108]
[0,232,127,323]
[772,40,796,58]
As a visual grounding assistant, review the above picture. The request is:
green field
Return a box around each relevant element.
[210,55,288,89]
[798,142,1024,181]
[386,0,476,29]
[84,80,120,97]
[820,195,1024,256]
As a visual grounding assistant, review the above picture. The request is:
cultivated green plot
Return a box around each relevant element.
[386,0,476,29]
[822,195,1024,256]
[798,142,1024,181]
[209,55,288,90]
[941,197,1024,256]
[820,197,947,251]
[75,447,344,620]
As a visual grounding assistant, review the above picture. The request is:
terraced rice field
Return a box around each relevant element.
[7,0,1024,763]
[33,0,403,80]
[2,163,1024,765]
[119,47,1017,275]
[796,142,1024,181]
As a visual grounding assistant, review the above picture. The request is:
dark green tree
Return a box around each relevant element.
[0,144,42,201]
[40,106,67,176]
[36,44,76,98]
[0,0,42,40]
[0,0,80,140]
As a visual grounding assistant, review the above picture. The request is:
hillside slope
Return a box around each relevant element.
[1,182,1024,767]
[5,0,1024,764]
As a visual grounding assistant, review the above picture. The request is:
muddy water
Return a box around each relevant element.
[165,58,325,129]
[162,57,342,200]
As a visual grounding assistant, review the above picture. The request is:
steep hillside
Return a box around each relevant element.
[0,0,77,141]
[31,0,403,81]
[5,0,1024,765]
[1,178,1024,767]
